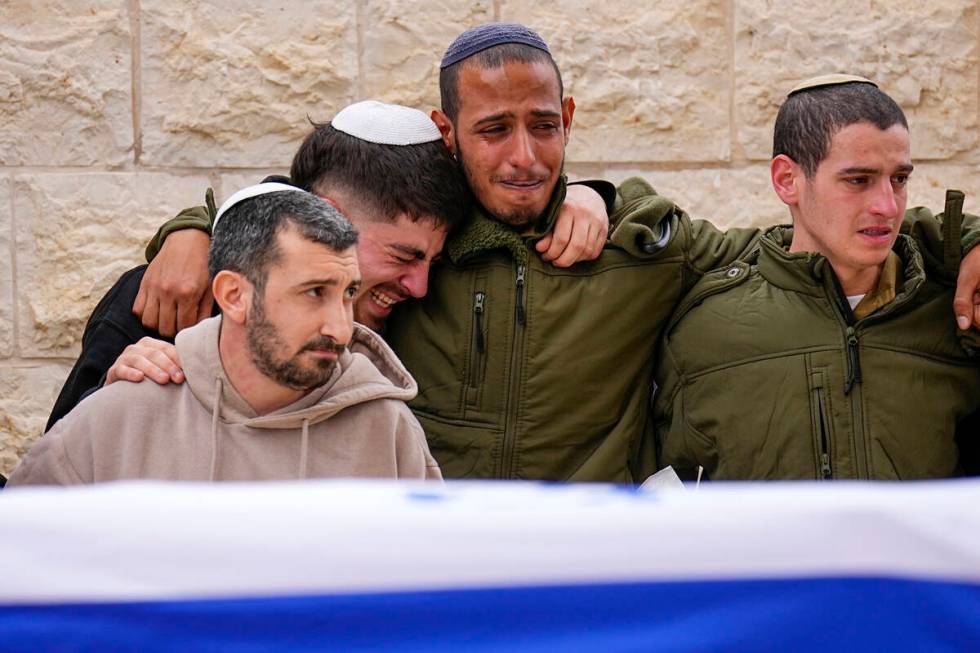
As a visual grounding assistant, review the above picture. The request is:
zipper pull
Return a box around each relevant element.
[515,265,526,326]
[820,453,832,479]
[844,326,861,395]
[473,292,486,353]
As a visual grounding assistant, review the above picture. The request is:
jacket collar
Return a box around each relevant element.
[756,225,926,302]
[445,175,568,265]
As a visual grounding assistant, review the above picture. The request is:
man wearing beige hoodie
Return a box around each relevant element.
[9,185,441,485]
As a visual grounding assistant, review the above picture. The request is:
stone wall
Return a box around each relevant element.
[1,0,978,475]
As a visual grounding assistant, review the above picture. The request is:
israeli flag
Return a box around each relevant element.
[1,479,979,651]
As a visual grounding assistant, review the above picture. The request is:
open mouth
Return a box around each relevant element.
[858,227,892,237]
[500,179,544,191]
[369,288,401,309]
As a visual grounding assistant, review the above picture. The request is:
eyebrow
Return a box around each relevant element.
[390,244,429,260]
[473,109,562,127]
[838,164,915,175]
[297,277,361,289]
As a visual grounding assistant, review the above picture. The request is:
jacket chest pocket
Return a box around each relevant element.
[808,368,834,480]
[465,288,488,407]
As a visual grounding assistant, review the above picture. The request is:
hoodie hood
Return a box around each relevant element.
[177,316,418,430]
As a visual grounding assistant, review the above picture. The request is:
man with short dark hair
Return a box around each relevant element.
[11,186,440,485]
[45,101,471,429]
[95,25,980,483]
[654,75,980,480]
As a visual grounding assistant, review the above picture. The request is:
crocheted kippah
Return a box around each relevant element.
[331,100,442,146]
[788,74,877,97]
[440,22,550,69]
[212,182,306,232]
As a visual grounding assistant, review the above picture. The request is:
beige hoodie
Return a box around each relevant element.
[9,317,441,485]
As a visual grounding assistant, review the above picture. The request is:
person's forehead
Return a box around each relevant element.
[822,122,911,166]
[274,231,358,272]
[458,59,560,104]
[361,215,448,251]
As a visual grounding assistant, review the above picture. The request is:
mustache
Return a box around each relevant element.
[299,337,346,355]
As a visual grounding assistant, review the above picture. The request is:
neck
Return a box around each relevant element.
[788,233,883,296]
[218,324,305,415]
[833,264,882,297]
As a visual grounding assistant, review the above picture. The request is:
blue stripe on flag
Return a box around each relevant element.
[1,576,978,652]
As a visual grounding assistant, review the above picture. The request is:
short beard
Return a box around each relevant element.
[454,136,563,229]
[246,293,345,391]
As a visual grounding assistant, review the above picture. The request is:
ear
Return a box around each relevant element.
[561,96,575,144]
[431,109,456,154]
[212,270,252,326]
[318,194,341,211]
[771,154,803,207]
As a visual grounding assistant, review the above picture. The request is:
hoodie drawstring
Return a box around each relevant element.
[298,418,310,479]
[209,377,223,481]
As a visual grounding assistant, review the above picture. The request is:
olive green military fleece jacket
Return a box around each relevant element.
[654,223,980,481]
[145,183,980,483]
[384,177,762,482]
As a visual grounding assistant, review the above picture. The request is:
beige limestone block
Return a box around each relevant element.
[13,173,211,358]
[735,0,979,161]
[140,1,357,168]
[500,1,731,163]
[0,0,133,165]
[603,165,786,229]
[0,177,11,357]
[362,1,494,109]
[0,363,73,477]
[906,164,980,213]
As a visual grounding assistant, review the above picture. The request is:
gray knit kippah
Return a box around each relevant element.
[440,22,550,69]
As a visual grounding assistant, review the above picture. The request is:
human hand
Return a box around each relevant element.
[955,246,980,330]
[535,183,609,267]
[133,229,213,337]
[105,337,184,385]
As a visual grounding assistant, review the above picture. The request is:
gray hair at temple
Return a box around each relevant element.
[208,189,358,291]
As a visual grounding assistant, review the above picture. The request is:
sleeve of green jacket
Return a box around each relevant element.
[143,188,217,262]
[606,176,762,276]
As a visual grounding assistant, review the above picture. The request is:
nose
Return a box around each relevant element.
[508,126,536,170]
[320,300,355,346]
[400,262,430,299]
[869,179,900,218]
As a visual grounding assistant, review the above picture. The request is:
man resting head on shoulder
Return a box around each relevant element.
[10,185,441,486]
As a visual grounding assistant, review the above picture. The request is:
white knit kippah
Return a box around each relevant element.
[212,182,307,232]
[331,100,442,145]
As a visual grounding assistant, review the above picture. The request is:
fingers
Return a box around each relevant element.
[550,221,593,268]
[535,233,553,255]
[135,229,212,337]
[541,209,575,263]
[140,295,162,334]
[954,249,980,330]
[543,184,609,267]
[157,303,178,339]
[132,282,148,320]
[176,292,200,334]
[106,338,184,386]
[105,365,145,385]
[196,287,215,325]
